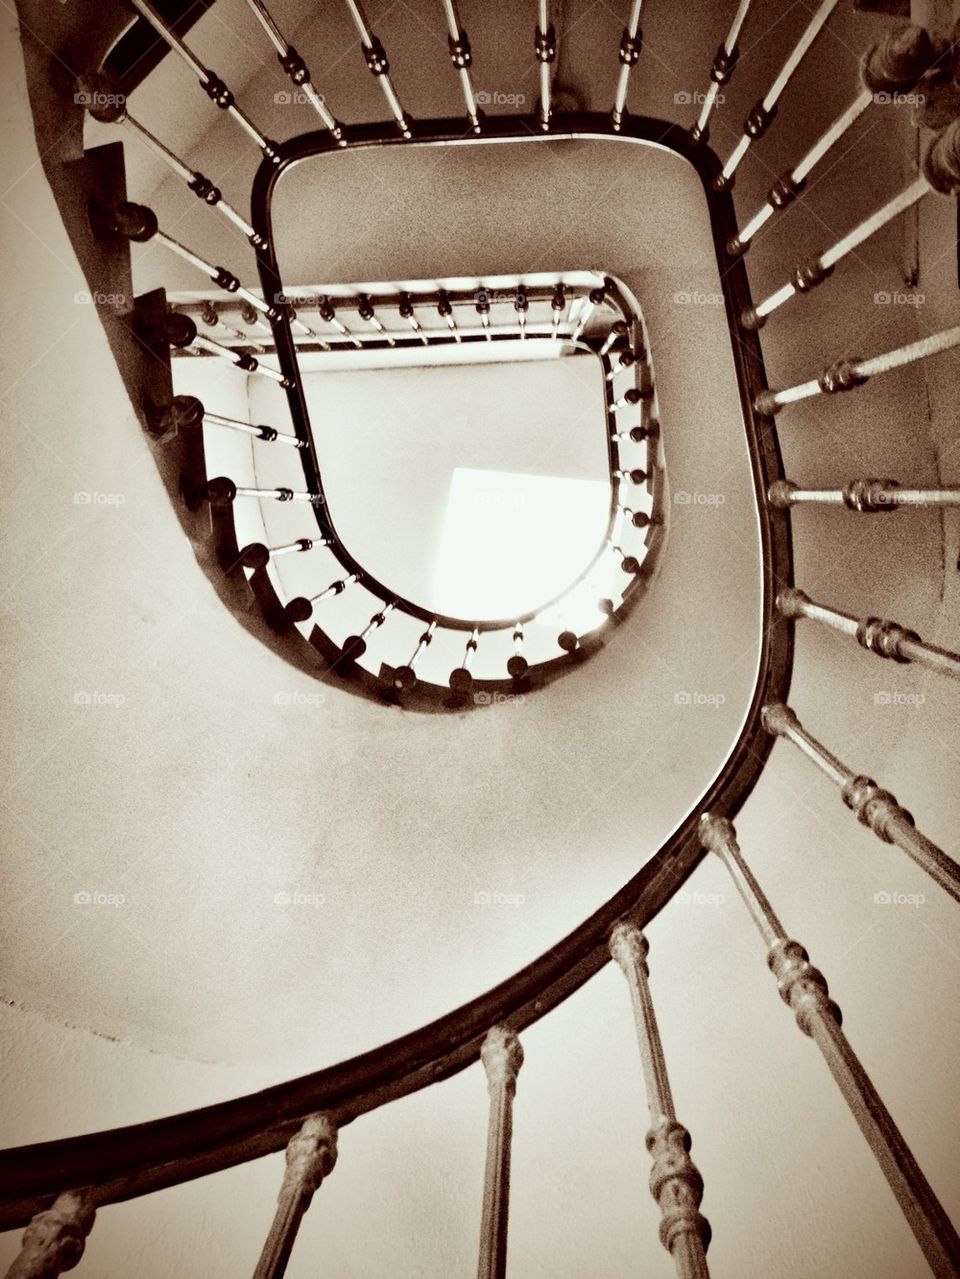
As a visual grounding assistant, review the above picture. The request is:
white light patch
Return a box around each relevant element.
[432,468,610,620]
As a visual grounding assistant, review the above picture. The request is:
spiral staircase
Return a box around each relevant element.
[1,0,959,1276]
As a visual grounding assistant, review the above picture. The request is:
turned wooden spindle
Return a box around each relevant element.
[317,298,362,348]
[690,0,753,144]
[611,0,644,130]
[535,0,556,130]
[716,0,841,188]
[477,1026,524,1279]
[610,922,711,1279]
[769,478,960,511]
[245,0,344,140]
[5,1191,95,1279]
[741,123,960,328]
[699,814,960,1279]
[778,588,960,680]
[762,704,960,902]
[730,25,940,253]
[251,1114,337,1279]
[344,0,411,136]
[441,0,481,132]
[129,0,280,159]
[755,324,960,415]
[77,78,263,241]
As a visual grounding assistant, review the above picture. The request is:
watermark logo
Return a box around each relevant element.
[475,90,526,107]
[473,691,525,706]
[673,90,724,106]
[472,491,525,508]
[273,89,322,106]
[673,690,726,708]
[273,890,325,907]
[873,690,925,707]
[873,91,925,106]
[74,491,126,506]
[74,290,127,307]
[673,289,723,306]
[873,890,925,907]
[73,90,126,109]
[74,691,126,707]
[474,890,526,907]
[73,891,125,906]
[474,287,526,308]
[273,690,326,707]
[673,490,725,507]
[677,889,726,906]
[874,290,924,307]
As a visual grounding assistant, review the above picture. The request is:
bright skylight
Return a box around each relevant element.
[431,468,611,619]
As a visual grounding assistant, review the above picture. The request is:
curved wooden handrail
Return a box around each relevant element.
[0,114,793,1227]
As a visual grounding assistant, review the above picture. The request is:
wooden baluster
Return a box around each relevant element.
[78,83,263,242]
[572,282,611,340]
[728,24,938,252]
[202,410,305,448]
[399,291,429,344]
[190,334,293,384]
[689,0,752,144]
[535,1,557,130]
[342,602,396,660]
[741,171,940,329]
[251,1115,337,1279]
[392,619,438,691]
[477,1026,524,1279]
[438,289,462,342]
[610,923,711,1279]
[778,587,960,680]
[745,108,960,321]
[441,0,481,132]
[476,290,492,340]
[514,286,529,339]
[357,294,396,345]
[507,623,528,679]
[244,0,344,141]
[754,324,960,415]
[612,1,644,131]
[716,0,841,189]
[5,1191,95,1279]
[450,627,479,693]
[699,814,960,1279]
[600,319,629,357]
[200,301,248,342]
[285,574,359,625]
[99,202,279,318]
[762,704,960,902]
[204,479,322,507]
[240,538,329,570]
[550,282,567,338]
[129,0,280,160]
[318,298,362,349]
[769,479,960,511]
[344,0,412,137]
